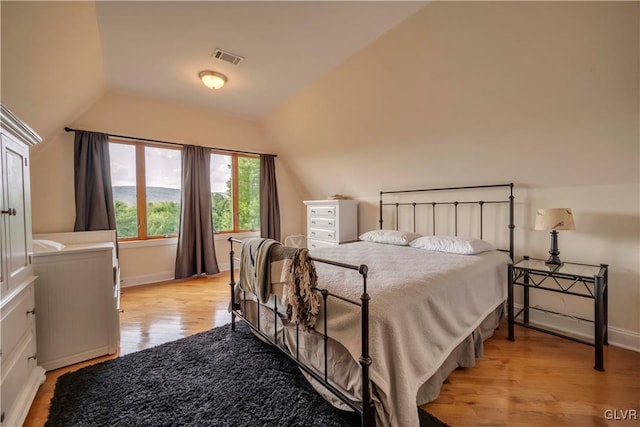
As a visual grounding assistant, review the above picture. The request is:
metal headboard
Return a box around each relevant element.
[379,183,515,261]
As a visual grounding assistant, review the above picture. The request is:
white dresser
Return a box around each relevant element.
[304,199,358,249]
[32,231,120,371]
[0,104,45,427]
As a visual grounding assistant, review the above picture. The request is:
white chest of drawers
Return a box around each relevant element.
[304,200,358,249]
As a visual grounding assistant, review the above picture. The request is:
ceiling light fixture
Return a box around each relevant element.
[199,70,227,90]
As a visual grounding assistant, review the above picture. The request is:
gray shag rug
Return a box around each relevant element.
[46,323,448,427]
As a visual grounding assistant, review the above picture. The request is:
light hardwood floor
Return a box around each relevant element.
[24,273,639,427]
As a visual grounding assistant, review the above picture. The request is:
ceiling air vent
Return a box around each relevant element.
[212,48,244,65]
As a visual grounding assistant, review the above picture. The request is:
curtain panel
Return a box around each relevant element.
[175,145,219,279]
[73,131,117,231]
[259,154,281,242]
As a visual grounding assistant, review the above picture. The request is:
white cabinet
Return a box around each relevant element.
[304,200,358,249]
[33,231,120,371]
[1,115,34,297]
[0,104,44,427]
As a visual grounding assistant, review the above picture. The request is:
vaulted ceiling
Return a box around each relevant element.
[1,1,426,143]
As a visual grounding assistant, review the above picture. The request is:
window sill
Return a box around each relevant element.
[118,231,260,249]
[214,231,260,241]
[119,238,178,249]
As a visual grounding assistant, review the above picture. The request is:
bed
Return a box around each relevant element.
[229,183,515,427]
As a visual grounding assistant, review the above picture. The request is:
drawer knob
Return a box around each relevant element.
[311,221,316,224]
[328,210,333,214]
[311,210,316,214]
[311,231,316,235]
[328,222,333,226]
[26,308,36,316]
[28,353,37,361]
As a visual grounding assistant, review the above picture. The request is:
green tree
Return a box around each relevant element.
[147,201,180,236]
[212,192,231,232]
[114,200,138,238]
[238,157,260,230]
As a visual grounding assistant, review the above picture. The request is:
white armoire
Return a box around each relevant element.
[0,104,45,426]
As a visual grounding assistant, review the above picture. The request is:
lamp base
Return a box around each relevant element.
[546,230,562,265]
[545,255,562,266]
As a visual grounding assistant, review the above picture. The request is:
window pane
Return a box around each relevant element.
[238,156,260,230]
[145,146,181,236]
[210,153,232,232]
[109,143,138,238]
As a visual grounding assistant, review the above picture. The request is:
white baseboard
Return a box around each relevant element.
[514,304,640,352]
[607,326,640,352]
[120,271,175,288]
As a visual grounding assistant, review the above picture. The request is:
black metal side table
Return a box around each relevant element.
[508,256,608,371]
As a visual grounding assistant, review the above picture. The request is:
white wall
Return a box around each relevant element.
[260,2,640,346]
[1,1,106,143]
[30,90,274,285]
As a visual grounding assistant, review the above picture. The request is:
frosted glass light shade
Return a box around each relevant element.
[199,71,227,90]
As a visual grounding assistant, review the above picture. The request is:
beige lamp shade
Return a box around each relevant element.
[534,208,576,231]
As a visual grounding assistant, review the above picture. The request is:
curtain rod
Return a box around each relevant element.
[63,127,276,157]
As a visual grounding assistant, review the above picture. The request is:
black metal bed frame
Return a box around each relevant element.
[228,183,514,427]
[228,239,375,426]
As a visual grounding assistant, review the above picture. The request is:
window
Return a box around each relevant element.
[110,141,181,240]
[210,152,260,233]
[110,141,260,240]
[110,143,138,238]
[144,146,182,236]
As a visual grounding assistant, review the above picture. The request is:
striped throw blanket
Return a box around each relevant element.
[239,238,279,303]
[239,238,320,330]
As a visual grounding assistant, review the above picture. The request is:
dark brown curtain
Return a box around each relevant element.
[175,145,219,279]
[73,131,116,231]
[259,154,280,242]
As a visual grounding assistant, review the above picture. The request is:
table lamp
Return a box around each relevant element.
[534,208,575,265]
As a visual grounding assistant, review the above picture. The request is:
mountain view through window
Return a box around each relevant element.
[110,142,260,239]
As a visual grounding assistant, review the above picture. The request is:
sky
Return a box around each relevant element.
[109,143,231,192]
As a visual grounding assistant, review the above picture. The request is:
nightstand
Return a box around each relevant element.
[508,256,608,371]
[303,200,358,249]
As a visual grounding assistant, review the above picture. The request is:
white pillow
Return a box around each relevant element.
[32,239,66,252]
[359,230,422,246]
[409,235,495,255]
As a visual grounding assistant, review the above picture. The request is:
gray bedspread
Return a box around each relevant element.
[307,241,510,427]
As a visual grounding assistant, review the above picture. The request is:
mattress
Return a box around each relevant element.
[237,241,510,427]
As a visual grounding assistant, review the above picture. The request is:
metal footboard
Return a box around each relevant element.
[228,237,375,427]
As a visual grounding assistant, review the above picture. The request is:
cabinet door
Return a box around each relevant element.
[0,135,5,294]
[1,135,32,294]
